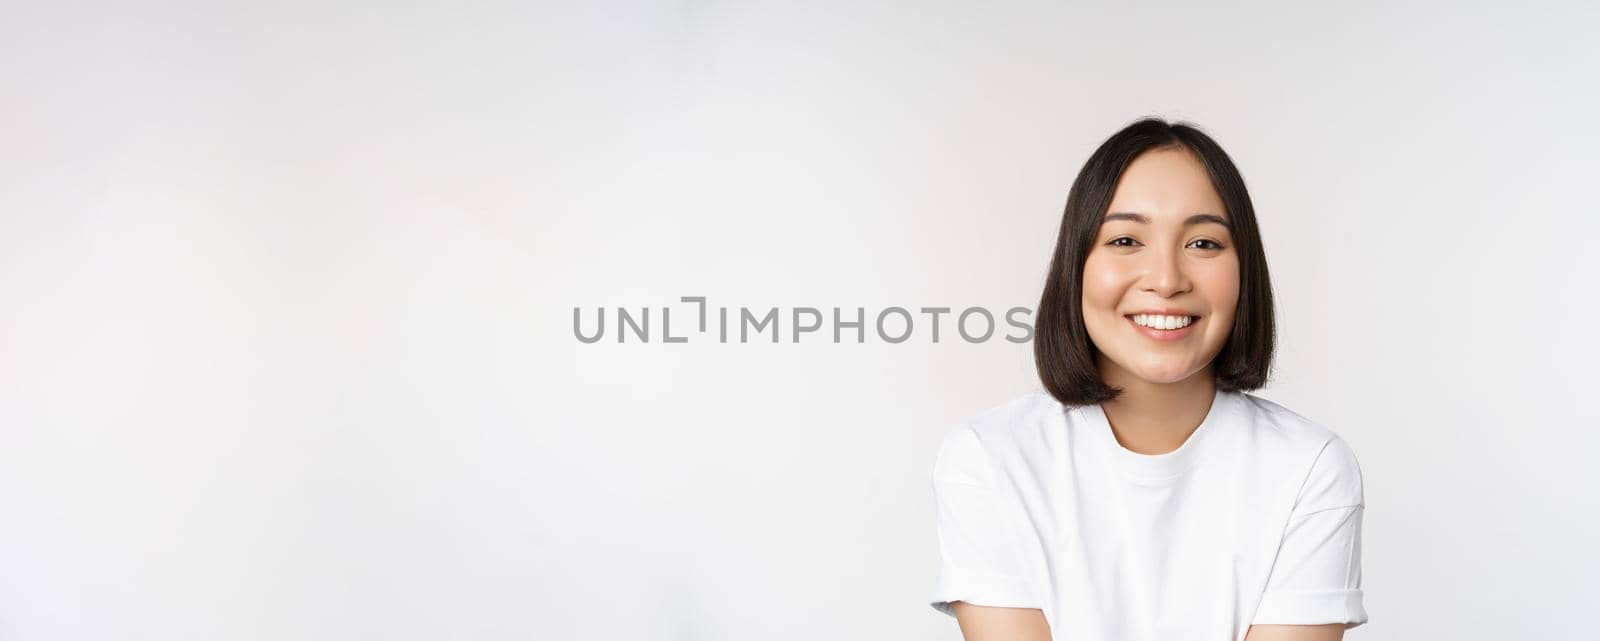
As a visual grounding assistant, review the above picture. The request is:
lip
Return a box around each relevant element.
[1124,313,1200,342]
[1125,308,1199,317]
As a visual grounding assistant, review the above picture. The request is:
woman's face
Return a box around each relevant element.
[1081,147,1240,387]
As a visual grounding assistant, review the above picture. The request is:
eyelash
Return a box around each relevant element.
[1108,237,1226,250]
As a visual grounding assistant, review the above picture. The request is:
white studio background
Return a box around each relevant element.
[3,1,1597,639]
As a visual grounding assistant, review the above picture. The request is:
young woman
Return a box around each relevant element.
[929,119,1367,641]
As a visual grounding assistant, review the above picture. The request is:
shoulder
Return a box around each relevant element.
[1233,392,1366,510]
[965,388,1063,442]
[1232,391,1337,443]
[933,389,1062,487]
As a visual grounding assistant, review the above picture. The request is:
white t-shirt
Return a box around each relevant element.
[929,388,1366,641]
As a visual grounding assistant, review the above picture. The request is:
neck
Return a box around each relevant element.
[1097,364,1218,455]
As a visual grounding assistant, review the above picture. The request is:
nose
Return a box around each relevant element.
[1141,246,1191,298]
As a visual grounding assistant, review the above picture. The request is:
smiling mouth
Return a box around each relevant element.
[1124,314,1200,331]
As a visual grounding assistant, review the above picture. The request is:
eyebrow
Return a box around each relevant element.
[1103,212,1232,228]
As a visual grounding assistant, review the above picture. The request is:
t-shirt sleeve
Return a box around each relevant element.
[1252,436,1369,628]
[928,425,1045,618]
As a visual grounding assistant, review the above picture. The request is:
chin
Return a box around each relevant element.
[1125,359,1205,385]
[1132,371,1192,385]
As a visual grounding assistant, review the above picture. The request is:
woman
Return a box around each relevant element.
[929,119,1367,641]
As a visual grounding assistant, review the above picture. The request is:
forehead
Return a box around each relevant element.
[1105,147,1225,216]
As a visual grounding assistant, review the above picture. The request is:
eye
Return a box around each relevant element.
[1188,239,1224,250]
[1108,237,1140,247]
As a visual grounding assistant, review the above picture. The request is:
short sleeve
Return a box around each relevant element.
[1253,437,1369,628]
[928,426,1045,618]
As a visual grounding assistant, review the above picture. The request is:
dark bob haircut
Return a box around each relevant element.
[1034,118,1276,407]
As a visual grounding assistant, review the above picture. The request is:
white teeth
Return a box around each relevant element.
[1132,314,1193,330]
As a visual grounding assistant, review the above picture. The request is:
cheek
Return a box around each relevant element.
[1080,257,1125,308]
[1198,262,1241,325]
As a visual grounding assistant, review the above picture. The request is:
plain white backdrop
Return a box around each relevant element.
[3,1,1598,639]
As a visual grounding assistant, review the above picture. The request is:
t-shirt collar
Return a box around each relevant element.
[1080,387,1236,483]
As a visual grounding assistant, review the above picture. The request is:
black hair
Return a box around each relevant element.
[1033,117,1275,406]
